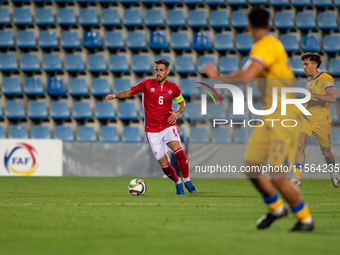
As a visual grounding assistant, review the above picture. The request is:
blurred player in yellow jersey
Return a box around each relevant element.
[291,53,339,188]
[202,7,314,231]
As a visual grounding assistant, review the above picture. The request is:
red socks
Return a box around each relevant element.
[174,148,189,178]
[161,163,179,183]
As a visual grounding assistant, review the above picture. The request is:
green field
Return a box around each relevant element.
[0,177,339,255]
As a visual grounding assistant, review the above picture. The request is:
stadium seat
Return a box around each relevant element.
[176,56,195,74]
[236,33,253,52]
[163,0,182,4]
[330,104,339,124]
[24,77,44,97]
[205,0,225,5]
[16,31,36,49]
[184,0,204,4]
[228,103,246,121]
[27,101,48,120]
[38,31,58,49]
[65,54,85,73]
[2,77,21,96]
[275,11,294,30]
[301,35,321,53]
[105,31,124,50]
[9,125,28,139]
[248,0,268,4]
[87,54,107,73]
[122,126,141,143]
[150,32,168,50]
[101,9,120,27]
[188,10,207,28]
[0,31,14,48]
[145,9,164,27]
[77,126,96,142]
[249,83,261,99]
[83,31,102,49]
[280,34,299,52]
[131,55,151,73]
[332,129,340,145]
[323,35,340,53]
[170,33,190,51]
[95,102,115,121]
[113,78,131,94]
[319,61,327,73]
[35,8,54,26]
[289,57,305,76]
[0,8,10,26]
[189,127,209,143]
[296,12,316,30]
[123,9,142,27]
[250,103,264,119]
[50,101,70,120]
[55,0,73,3]
[91,78,110,97]
[117,101,138,121]
[220,56,238,73]
[193,32,212,51]
[335,0,340,6]
[47,77,66,96]
[234,128,247,144]
[5,101,25,120]
[73,102,93,121]
[139,103,144,120]
[212,128,232,144]
[61,31,81,49]
[241,57,250,69]
[99,126,119,143]
[166,10,186,28]
[54,125,74,142]
[209,10,229,28]
[214,33,234,51]
[69,78,88,97]
[120,0,139,4]
[329,58,340,76]
[20,54,40,72]
[31,125,51,139]
[79,8,98,27]
[197,56,216,72]
[291,0,312,6]
[127,32,147,50]
[270,0,290,6]
[180,78,197,97]
[312,0,333,7]
[33,0,52,3]
[43,54,62,72]
[154,55,173,72]
[207,102,227,121]
[231,10,247,29]
[318,12,338,30]
[0,53,18,72]
[77,0,95,3]
[109,55,129,73]
[184,102,204,121]
[13,8,32,26]
[57,8,77,26]
[141,0,160,3]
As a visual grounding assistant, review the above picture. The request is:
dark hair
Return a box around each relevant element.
[155,59,169,70]
[248,7,270,29]
[301,52,322,68]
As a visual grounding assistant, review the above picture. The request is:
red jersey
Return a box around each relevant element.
[130,78,182,133]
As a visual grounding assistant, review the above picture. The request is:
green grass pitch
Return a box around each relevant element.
[0,177,339,255]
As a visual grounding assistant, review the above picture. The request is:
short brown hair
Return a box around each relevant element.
[155,59,169,70]
[248,8,270,29]
[301,52,322,68]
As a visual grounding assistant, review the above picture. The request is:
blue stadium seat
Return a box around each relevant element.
[312,0,333,7]
[188,10,207,28]
[13,8,32,26]
[0,53,17,72]
[83,31,102,49]
[145,9,164,27]
[61,31,81,49]
[91,78,110,97]
[120,0,139,4]
[95,102,115,121]
[236,33,253,52]
[248,0,268,4]
[206,0,225,6]
[220,56,238,73]
[323,35,340,53]
[54,125,74,142]
[332,129,340,145]
[270,0,290,6]
[231,10,247,29]
[24,77,44,96]
[33,0,52,3]
[154,55,173,72]
[184,0,204,4]
[105,31,124,50]
[109,55,129,73]
[27,101,48,120]
[170,33,190,51]
[275,11,294,30]
[241,57,250,69]
[122,126,141,143]
[335,0,340,6]
[127,31,147,50]
[330,104,339,124]
[212,128,232,144]
[50,101,70,120]
[141,0,160,3]
[77,126,96,142]
[234,128,247,144]
[250,103,264,119]
[189,127,209,143]
[2,77,21,96]
[117,101,138,121]
[16,31,36,49]
[280,34,299,52]
[65,54,85,73]
[101,9,120,27]
[47,77,66,96]
[79,8,98,27]
[57,8,77,26]
[69,78,88,97]
[0,31,14,48]
[163,0,182,4]
[87,54,107,73]
[5,101,25,120]
[176,56,195,74]
[77,0,95,3]
[43,54,62,72]
[329,58,340,76]
[318,12,338,30]
[166,10,186,28]
[296,12,316,30]
[184,102,204,121]
[210,10,229,28]
[73,102,93,121]
[207,102,227,121]
[214,33,234,51]
[55,0,74,3]
[249,83,261,99]
[20,54,40,72]
[131,55,151,73]
[228,103,246,121]
[291,0,311,6]
[150,32,168,50]
[301,34,321,53]
[9,125,28,139]
[35,8,54,26]
[38,31,58,49]
[99,126,119,143]
[319,61,327,73]
[289,57,305,76]
[193,32,212,51]
[140,103,144,120]
[123,9,142,27]
[0,8,10,26]
[197,56,216,72]
[31,125,51,139]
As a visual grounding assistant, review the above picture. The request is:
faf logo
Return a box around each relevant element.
[4,143,39,176]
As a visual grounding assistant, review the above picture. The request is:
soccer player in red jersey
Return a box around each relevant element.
[105,59,196,195]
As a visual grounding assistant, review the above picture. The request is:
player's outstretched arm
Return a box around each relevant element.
[105,89,134,103]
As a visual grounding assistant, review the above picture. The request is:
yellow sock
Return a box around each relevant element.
[292,201,311,222]
[293,163,303,177]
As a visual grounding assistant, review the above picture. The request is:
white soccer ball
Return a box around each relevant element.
[128,178,147,196]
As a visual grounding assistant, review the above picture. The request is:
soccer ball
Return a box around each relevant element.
[128,178,147,196]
